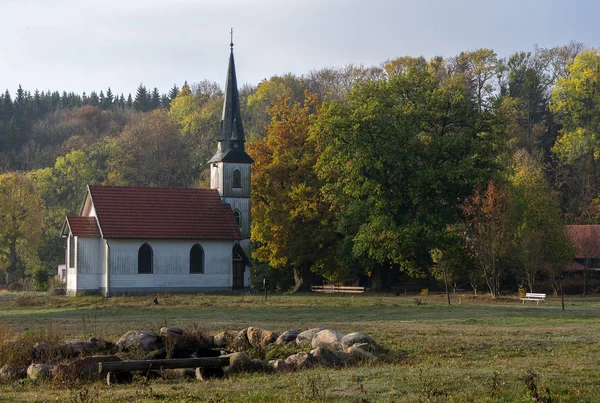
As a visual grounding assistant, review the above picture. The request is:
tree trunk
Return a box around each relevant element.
[291,263,310,293]
[443,268,451,306]
[6,241,18,284]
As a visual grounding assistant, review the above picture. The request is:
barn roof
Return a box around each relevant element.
[565,225,600,259]
[64,216,101,238]
[87,185,242,240]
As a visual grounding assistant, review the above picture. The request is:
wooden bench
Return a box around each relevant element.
[520,293,546,305]
[311,285,365,294]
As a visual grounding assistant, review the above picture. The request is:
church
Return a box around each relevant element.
[61,40,252,296]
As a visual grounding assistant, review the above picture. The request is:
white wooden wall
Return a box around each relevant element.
[106,239,234,292]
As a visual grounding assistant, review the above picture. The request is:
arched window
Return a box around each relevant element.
[232,169,242,188]
[138,243,153,274]
[190,244,204,274]
[233,210,241,228]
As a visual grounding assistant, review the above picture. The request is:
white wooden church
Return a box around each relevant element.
[61,41,252,296]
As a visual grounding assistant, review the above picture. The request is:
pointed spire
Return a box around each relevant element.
[220,31,244,151]
[208,32,253,164]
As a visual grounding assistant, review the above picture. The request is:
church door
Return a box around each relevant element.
[232,261,245,288]
[232,247,245,288]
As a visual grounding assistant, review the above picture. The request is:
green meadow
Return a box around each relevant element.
[0,292,599,402]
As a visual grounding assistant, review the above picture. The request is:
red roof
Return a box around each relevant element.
[88,186,242,240]
[67,216,101,238]
[565,225,600,259]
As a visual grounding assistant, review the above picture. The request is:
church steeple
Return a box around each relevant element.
[210,30,252,164]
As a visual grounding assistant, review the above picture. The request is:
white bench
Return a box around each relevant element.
[520,293,546,305]
[311,285,365,294]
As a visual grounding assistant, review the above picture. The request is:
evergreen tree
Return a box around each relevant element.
[127,93,133,108]
[151,87,160,109]
[168,84,179,101]
[105,87,114,109]
[133,84,149,112]
[89,91,99,106]
[99,90,106,109]
[160,94,170,108]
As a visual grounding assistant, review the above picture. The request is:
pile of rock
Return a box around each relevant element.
[0,326,378,384]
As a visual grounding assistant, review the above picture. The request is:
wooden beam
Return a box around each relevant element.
[98,357,230,373]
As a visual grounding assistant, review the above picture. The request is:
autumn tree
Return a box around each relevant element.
[462,181,514,298]
[551,49,600,222]
[0,172,44,283]
[249,92,339,291]
[106,109,196,187]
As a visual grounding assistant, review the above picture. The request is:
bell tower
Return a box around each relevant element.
[208,32,253,286]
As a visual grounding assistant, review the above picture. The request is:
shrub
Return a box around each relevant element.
[32,267,50,291]
[7,282,23,292]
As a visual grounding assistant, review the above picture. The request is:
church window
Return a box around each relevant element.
[232,169,242,188]
[138,243,153,274]
[233,210,241,227]
[69,235,75,268]
[190,244,204,274]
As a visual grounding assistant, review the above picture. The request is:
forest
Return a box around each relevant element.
[0,42,598,295]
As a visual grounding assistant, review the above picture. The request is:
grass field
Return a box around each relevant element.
[0,291,600,402]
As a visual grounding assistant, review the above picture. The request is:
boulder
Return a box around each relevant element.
[32,341,57,361]
[284,352,315,371]
[27,364,57,380]
[0,365,25,382]
[267,359,288,372]
[275,329,301,345]
[213,331,235,348]
[223,352,252,374]
[311,329,346,350]
[233,328,250,350]
[247,327,278,348]
[62,339,97,358]
[58,355,121,381]
[310,346,338,367]
[116,330,162,352]
[347,343,378,362]
[341,333,377,350]
[295,328,323,346]
[160,327,184,348]
[333,350,350,366]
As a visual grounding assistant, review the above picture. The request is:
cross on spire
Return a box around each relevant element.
[230,28,234,50]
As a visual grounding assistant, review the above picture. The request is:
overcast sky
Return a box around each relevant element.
[2,0,599,97]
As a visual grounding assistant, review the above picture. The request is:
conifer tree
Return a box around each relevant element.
[168,84,179,101]
[89,91,99,106]
[127,93,133,108]
[134,84,149,112]
[151,87,160,109]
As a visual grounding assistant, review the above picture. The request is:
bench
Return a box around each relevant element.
[520,293,546,305]
[311,285,365,294]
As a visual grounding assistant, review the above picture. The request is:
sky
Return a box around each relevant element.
[2,0,599,97]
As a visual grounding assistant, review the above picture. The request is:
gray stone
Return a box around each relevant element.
[295,328,323,346]
[116,330,162,352]
[63,339,97,357]
[160,327,184,348]
[275,329,301,345]
[27,364,57,380]
[247,327,278,348]
[233,328,250,350]
[213,331,235,348]
[341,332,377,350]
[58,355,121,381]
[0,365,25,382]
[267,359,288,372]
[284,352,315,371]
[223,351,252,374]
[310,346,339,367]
[311,329,346,350]
[347,344,378,362]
